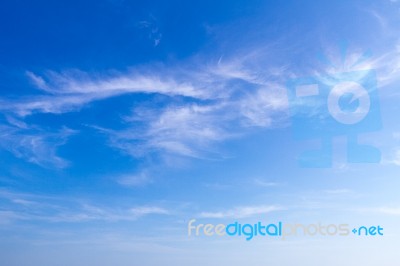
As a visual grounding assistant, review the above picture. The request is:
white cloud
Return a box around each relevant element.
[390,149,400,166]
[3,28,400,167]
[3,70,209,116]
[358,206,400,216]
[0,189,171,223]
[368,9,388,30]
[0,121,75,168]
[253,179,280,187]
[0,211,25,224]
[45,205,170,223]
[105,95,285,158]
[312,43,400,94]
[238,85,288,127]
[137,14,162,47]
[99,76,287,158]
[0,52,289,164]
[130,206,170,217]
[128,103,232,158]
[323,189,353,194]
[47,205,170,223]
[199,205,282,219]
[377,207,400,215]
[117,171,153,187]
[381,146,400,166]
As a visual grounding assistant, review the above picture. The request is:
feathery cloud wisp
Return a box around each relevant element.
[199,205,283,219]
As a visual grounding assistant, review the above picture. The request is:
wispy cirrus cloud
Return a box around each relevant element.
[0,189,170,224]
[4,42,400,167]
[376,207,400,215]
[117,170,153,187]
[130,206,170,216]
[199,205,283,219]
[100,91,287,159]
[15,55,285,160]
[22,42,400,166]
[253,179,281,187]
[104,102,234,158]
[0,53,289,165]
[323,189,353,194]
[137,14,162,47]
[388,148,400,166]
[12,69,209,116]
[17,54,288,116]
[356,206,400,216]
[0,117,75,168]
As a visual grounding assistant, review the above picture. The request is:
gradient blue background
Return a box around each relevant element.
[0,0,400,265]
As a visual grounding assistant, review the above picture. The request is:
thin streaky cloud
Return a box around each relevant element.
[130,206,170,216]
[254,179,281,187]
[323,189,353,194]
[0,122,75,168]
[389,149,400,166]
[199,205,283,219]
[377,207,400,215]
[0,189,172,224]
[0,55,289,165]
[117,170,153,187]
[5,54,289,117]
[5,44,399,167]
[356,206,400,216]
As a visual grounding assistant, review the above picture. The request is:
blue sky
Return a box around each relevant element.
[1,0,400,265]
